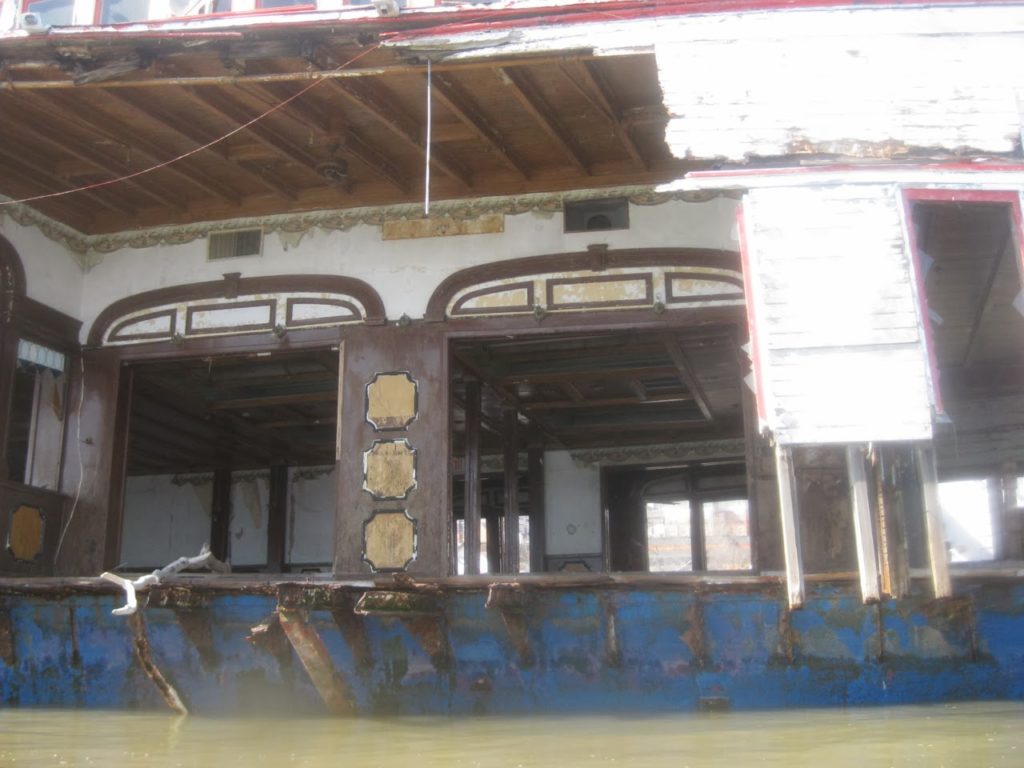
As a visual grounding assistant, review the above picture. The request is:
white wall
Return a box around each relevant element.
[288,466,335,567]
[121,473,212,568]
[229,471,268,567]
[543,450,602,556]
[0,215,84,321]
[77,198,739,339]
[657,6,1024,161]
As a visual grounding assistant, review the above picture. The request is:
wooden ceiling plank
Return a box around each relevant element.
[0,142,122,220]
[6,95,187,213]
[101,87,299,201]
[523,393,694,411]
[339,127,410,194]
[560,382,586,402]
[326,79,472,189]
[962,224,1014,367]
[430,72,531,181]
[661,335,716,423]
[563,61,648,170]
[628,379,649,401]
[208,391,337,411]
[496,66,590,176]
[186,87,330,185]
[29,90,239,207]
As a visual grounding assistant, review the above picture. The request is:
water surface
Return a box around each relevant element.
[1,701,1020,767]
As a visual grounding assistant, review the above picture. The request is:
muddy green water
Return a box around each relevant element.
[0,702,1020,767]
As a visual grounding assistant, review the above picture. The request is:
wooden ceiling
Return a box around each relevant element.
[127,350,339,474]
[0,21,688,234]
[451,327,745,454]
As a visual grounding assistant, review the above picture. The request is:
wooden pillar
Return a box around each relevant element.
[501,406,519,574]
[527,428,546,573]
[333,324,448,576]
[872,445,911,599]
[56,349,132,575]
[689,469,707,572]
[0,325,18,482]
[267,464,288,572]
[999,469,1023,560]
[846,444,881,603]
[463,379,482,575]
[915,444,952,599]
[774,444,804,609]
[209,466,232,563]
[485,509,501,574]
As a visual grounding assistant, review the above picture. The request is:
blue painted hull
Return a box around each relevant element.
[1,578,1022,714]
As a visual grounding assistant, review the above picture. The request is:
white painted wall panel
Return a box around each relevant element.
[656,8,1024,161]
[745,184,933,445]
[230,471,269,567]
[0,216,83,321]
[543,450,603,556]
[121,474,212,568]
[78,199,739,340]
[288,466,335,567]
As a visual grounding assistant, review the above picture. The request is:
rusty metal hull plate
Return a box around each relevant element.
[0,582,1021,715]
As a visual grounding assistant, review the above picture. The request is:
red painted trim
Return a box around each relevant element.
[735,203,766,424]
[900,187,1024,417]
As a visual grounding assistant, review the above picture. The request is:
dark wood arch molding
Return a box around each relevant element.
[88,274,387,347]
[0,234,27,323]
[424,247,743,322]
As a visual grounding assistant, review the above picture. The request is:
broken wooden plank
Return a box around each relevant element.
[277,608,354,716]
[846,444,881,604]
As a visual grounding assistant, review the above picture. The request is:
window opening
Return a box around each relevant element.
[909,195,1024,562]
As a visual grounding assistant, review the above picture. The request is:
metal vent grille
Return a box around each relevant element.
[208,229,263,260]
[563,198,630,233]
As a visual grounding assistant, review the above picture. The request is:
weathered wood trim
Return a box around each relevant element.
[87,275,387,346]
[846,444,881,604]
[915,444,953,599]
[425,248,741,322]
[775,444,804,609]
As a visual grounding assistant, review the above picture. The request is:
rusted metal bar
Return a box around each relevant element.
[277,608,355,716]
[128,612,188,715]
[774,444,805,609]
[846,444,881,604]
[486,585,534,668]
[915,444,953,599]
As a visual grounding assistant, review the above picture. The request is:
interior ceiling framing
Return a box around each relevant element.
[0,25,690,234]
[915,201,1024,400]
[451,327,745,454]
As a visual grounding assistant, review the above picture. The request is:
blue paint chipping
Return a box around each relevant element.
[1,580,1022,714]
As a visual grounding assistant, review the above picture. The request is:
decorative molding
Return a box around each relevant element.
[362,509,418,573]
[365,371,419,432]
[1,186,734,263]
[569,438,747,467]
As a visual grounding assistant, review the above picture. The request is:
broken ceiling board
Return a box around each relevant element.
[743,184,933,445]
[381,214,504,240]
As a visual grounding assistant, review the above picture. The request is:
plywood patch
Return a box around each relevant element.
[7,505,44,563]
[363,510,417,572]
[363,439,418,500]
[382,214,504,240]
[365,372,418,431]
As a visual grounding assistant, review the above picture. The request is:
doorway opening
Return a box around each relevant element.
[119,348,340,572]
[449,325,750,575]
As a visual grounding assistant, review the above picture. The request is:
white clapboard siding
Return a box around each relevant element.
[745,184,933,445]
[656,10,1023,161]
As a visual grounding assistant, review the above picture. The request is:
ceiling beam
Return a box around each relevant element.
[208,391,337,411]
[661,335,715,422]
[38,90,243,206]
[560,60,647,170]
[186,87,331,185]
[430,71,531,181]
[4,94,187,213]
[325,79,473,189]
[496,66,589,176]
[100,87,299,201]
[523,393,694,411]
[240,83,408,193]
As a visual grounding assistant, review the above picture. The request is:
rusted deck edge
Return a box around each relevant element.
[1,564,1020,601]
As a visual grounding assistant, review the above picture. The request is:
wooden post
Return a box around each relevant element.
[915,444,952,599]
[485,509,501,574]
[267,464,288,572]
[463,379,482,575]
[209,466,232,563]
[846,444,881,603]
[774,444,804,609]
[872,445,910,599]
[527,427,546,573]
[501,406,519,574]
[1000,469,1023,560]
